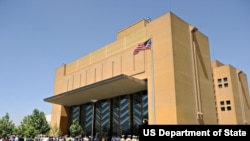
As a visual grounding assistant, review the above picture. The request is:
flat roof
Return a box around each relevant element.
[44,74,147,106]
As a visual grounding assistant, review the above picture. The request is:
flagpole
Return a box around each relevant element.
[133,37,156,124]
[150,37,156,124]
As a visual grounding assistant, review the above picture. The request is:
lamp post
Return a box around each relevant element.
[91,99,98,141]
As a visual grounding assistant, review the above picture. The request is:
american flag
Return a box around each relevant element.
[133,38,152,55]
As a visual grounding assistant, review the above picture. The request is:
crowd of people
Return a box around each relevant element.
[0,134,139,141]
[0,135,26,141]
[35,134,139,141]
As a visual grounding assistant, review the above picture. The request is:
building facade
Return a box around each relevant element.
[212,60,250,124]
[44,12,239,137]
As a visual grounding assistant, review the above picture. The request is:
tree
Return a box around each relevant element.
[49,123,63,137]
[69,121,84,137]
[0,113,15,137]
[17,109,50,138]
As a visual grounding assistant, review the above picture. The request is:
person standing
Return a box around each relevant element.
[18,135,24,141]
[120,135,125,141]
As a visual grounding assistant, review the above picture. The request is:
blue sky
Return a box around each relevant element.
[0,0,249,125]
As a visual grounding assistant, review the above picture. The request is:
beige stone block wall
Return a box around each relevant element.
[50,12,220,129]
[51,19,150,129]
[146,12,217,124]
[213,66,238,124]
[145,13,177,124]
[238,72,250,124]
[213,62,250,125]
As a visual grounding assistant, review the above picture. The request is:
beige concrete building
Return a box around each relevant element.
[212,60,250,124]
[44,12,249,137]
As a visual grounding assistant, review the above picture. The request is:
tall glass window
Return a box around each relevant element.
[132,91,148,135]
[142,92,148,119]
[118,95,131,135]
[132,94,141,135]
[71,106,80,123]
[81,103,92,136]
[112,97,121,136]
[72,90,148,138]
[95,100,110,137]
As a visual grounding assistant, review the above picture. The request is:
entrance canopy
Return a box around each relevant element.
[44,74,147,106]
